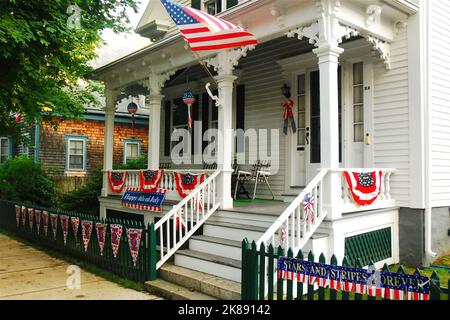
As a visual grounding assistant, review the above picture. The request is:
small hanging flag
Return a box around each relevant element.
[15,205,20,227]
[96,223,108,256]
[71,217,80,241]
[303,193,315,223]
[81,220,93,252]
[21,206,27,227]
[173,172,205,198]
[182,90,196,129]
[35,210,41,235]
[50,214,58,240]
[28,208,34,231]
[174,208,187,231]
[110,224,123,259]
[140,169,164,193]
[127,102,139,132]
[343,171,382,206]
[42,211,49,236]
[109,171,127,194]
[279,226,287,246]
[126,228,143,267]
[282,98,296,136]
[60,215,69,245]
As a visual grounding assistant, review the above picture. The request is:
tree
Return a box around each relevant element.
[0,0,138,137]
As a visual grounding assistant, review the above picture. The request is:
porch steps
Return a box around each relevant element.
[157,264,241,300]
[144,278,217,300]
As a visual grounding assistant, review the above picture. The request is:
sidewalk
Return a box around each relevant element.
[0,233,162,300]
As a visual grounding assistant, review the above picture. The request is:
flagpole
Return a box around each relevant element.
[192,51,218,88]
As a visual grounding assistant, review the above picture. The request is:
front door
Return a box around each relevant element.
[305,69,342,181]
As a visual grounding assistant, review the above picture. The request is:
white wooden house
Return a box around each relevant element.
[89,0,449,298]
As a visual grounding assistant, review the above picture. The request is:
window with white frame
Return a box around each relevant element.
[0,137,9,164]
[297,74,306,148]
[67,137,86,171]
[203,0,222,15]
[124,139,141,164]
[353,62,364,142]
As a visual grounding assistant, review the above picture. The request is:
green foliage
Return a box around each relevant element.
[0,156,56,206]
[57,169,102,215]
[0,0,138,137]
[115,154,148,170]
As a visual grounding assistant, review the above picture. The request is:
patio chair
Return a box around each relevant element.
[233,160,275,200]
[203,162,217,170]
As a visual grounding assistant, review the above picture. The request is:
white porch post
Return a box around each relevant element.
[146,71,175,170]
[206,46,255,209]
[100,87,117,219]
[148,94,164,170]
[313,45,343,220]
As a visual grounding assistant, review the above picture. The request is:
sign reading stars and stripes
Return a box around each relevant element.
[160,0,258,51]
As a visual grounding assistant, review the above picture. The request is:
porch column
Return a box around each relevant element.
[216,74,236,209]
[206,46,255,209]
[101,87,117,218]
[313,45,344,220]
[146,71,174,170]
[148,94,164,170]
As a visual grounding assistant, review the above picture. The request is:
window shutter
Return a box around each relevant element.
[164,101,171,157]
[236,84,245,153]
[191,0,201,9]
[227,0,238,9]
[202,92,209,152]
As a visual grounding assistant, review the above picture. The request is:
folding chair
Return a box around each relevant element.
[234,160,275,200]
[203,162,217,170]
[160,162,172,169]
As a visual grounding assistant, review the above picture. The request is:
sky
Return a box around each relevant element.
[90,0,151,69]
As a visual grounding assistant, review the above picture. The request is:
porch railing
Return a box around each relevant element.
[154,169,221,269]
[333,168,396,213]
[106,169,215,200]
[256,169,328,254]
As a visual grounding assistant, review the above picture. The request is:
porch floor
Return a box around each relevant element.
[228,200,289,215]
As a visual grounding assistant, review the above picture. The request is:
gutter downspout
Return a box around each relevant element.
[423,0,436,260]
[34,120,40,164]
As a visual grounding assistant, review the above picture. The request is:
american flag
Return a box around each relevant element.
[160,0,258,51]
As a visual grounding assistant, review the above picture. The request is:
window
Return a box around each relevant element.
[124,139,141,164]
[353,62,364,142]
[0,138,9,164]
[203,0,222,15]
[66,136,86,171]
[297,74,306,148]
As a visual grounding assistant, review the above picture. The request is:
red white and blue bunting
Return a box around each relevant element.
[174,172,205,199]
[303,193,315,223]
[81,220,93,252]
[126,228,143,267]
[108,172,127,194]
[21,206,27,227]
[96,223,108,256]
[60,215,69,245]
[42,211,49,236]
[28,208,34,231]
[35,210,41,235]
[71,217,80,241]
[343,170,382,206]
[140,169,164,193]
[121,188,167,212]
[50,214,58,240]
[110,224,123,259]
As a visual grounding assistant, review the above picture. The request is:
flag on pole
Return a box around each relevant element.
[160,0,258,51]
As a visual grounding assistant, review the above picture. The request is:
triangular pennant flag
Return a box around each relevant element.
[50,214,58,240]
[71,217,80,241]
[60,215,69,245]
[42,211,49,236]
[110,224,123,259]
[95,223,108,256]
[28,208,34,231]
[15,205,20,227]
[21,206,27,227]
[35,210,41,235]
[126,228,143,267]
[81,220,93,252]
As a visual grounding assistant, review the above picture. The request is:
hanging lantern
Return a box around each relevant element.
[127,101,139,132]
[182,90,195,129]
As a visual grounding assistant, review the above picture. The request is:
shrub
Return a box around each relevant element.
[115,154,148,170]
[57,169,102,215]
[0,156,56,207]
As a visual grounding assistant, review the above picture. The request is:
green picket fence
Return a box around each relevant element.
[241,238,449,301]
[0,200,158,282]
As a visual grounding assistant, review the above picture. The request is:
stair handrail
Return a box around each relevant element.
[154,169,222,269]
[256,168,329,254]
